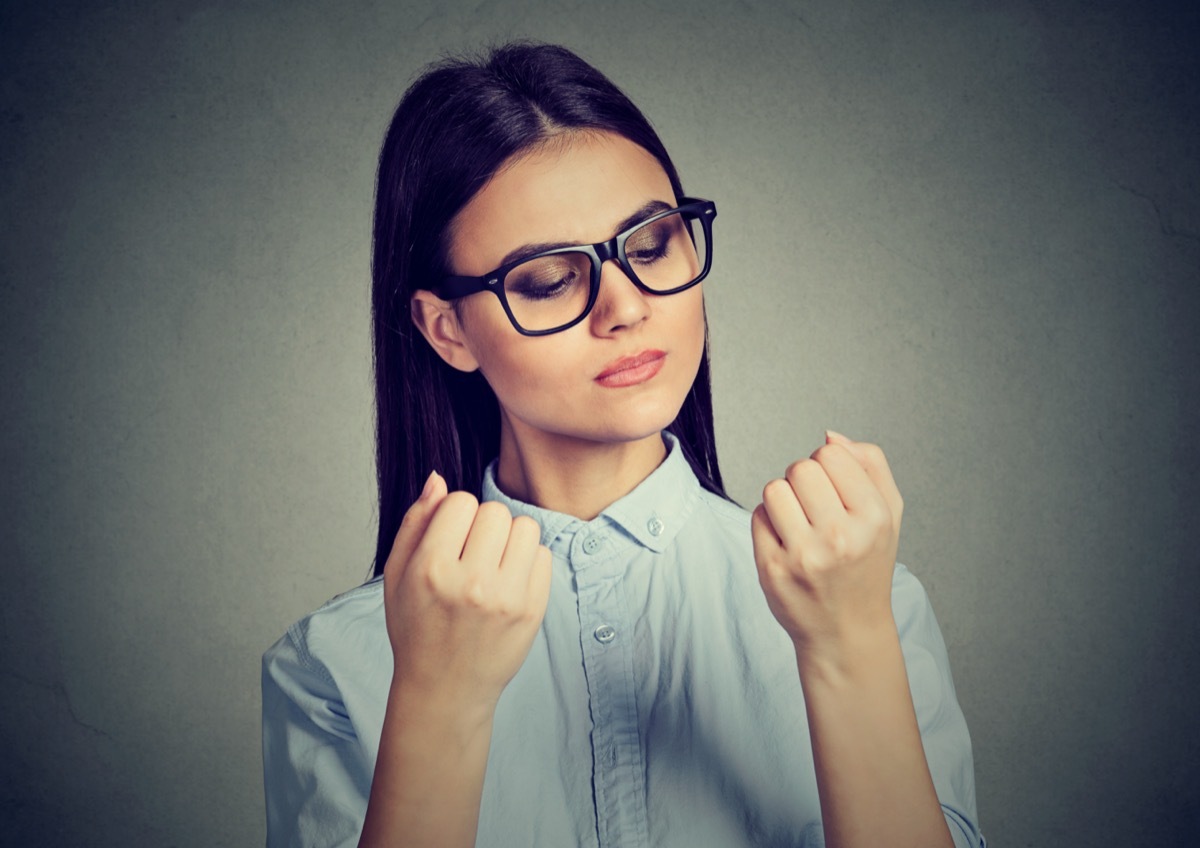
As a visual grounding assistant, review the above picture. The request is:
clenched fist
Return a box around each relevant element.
[750,430,905,669]
[382,471,553,712]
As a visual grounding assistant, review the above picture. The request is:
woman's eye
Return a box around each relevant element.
[627,219,676,264]
[627,239,669,264]
[508,264,582,300]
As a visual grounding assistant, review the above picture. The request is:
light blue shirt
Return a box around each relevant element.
[262,432,985,847]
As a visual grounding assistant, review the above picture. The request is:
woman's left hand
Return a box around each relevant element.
[750,430,905,672]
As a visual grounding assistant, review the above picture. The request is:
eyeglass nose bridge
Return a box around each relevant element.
[592,236,643,290]
[594,236,619,265]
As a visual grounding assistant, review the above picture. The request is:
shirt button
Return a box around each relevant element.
[582,535,602,555]
[593,624,616,644]
[647,517,665,536]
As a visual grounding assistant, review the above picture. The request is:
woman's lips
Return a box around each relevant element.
[595,350,667,388]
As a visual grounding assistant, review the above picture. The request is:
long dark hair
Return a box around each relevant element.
[370,41,728,577]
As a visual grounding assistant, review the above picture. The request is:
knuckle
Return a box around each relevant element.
[862,499,892,531]
[825,526,852,561]
[809,444,837,463]
[759,555,791,587]
[518,601,543,626]
[475,500,512,523]
[762,477,790,503]
[500,587,534,620]
[752,545,775,569]
[462,576,491,609]
[785,458,816,480]
[420,565,447,596]
[511,514,540,540]
[756,545,792,576]
[443,490,480,515]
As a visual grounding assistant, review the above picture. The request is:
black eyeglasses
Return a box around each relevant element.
[433,197,717,336]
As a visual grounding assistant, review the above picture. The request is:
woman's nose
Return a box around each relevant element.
[590,259,652,333]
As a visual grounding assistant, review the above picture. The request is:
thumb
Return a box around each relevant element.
[384,470,449,579]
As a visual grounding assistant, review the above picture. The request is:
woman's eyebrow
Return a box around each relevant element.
[494,200,673,269]
[611,199,673,239]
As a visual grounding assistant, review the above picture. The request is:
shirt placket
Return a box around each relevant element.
[570,524,650,848]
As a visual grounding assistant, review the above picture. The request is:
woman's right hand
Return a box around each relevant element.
[381,470,553,714]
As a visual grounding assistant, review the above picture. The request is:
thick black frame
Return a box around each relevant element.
[434,197,718,336]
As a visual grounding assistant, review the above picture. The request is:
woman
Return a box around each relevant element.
[262,42,984,848]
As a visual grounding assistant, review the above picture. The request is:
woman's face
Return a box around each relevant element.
[415,130,706,453]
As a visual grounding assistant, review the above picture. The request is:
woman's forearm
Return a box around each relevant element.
[360,473,552,847]
[796,624,954,848]
[358,682,495,848]
[750,433,956,847]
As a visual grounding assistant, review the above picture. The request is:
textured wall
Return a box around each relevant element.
[2,1,1197,845]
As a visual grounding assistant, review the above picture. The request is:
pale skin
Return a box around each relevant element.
[358,131,953,848]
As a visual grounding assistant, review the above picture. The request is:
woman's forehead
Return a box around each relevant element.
[447,131,675,273]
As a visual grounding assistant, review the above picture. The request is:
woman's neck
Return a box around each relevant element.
[493,417,668,520]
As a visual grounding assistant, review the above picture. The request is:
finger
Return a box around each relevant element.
[498,515,542,576]
[759,478,811,551]
[526,545,553,614]
[809,442,880,515]
[384,471,449,579]
[784,457,843,527]
[750,500,784,553]
[826,430,903,524]
[413,489,481,565]
[824,429,855,449]
[460,500,513,570]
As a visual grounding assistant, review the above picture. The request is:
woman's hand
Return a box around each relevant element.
[750,434,955,848]
[750,430,904,674]
[361,473,552,848]
[382,471,553,713]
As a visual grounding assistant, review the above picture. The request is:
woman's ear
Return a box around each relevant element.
[410,290,481,373]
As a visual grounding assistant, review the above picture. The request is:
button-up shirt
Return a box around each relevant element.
[262,432,985,847]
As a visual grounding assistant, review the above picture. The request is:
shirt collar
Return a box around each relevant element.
[480,431,699,554]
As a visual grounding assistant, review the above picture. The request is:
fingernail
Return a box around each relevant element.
[419,470,440,500]
[825,429,850,444]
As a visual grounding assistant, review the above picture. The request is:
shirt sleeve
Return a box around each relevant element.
[892,563,987,848]
[262,624,370,848]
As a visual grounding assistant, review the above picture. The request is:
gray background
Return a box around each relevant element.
[3,0,1197,845]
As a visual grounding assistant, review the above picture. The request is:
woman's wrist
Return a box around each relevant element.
[360,676,498,848]
[792,620,953,848]
[791,617,905,692]
[385,671,499,743]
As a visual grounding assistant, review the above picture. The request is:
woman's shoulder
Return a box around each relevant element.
[263,576,387,681]
[291,575,385,636]
[261,578,391,757]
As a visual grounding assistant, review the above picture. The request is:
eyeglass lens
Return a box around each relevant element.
[502,211,709,332]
